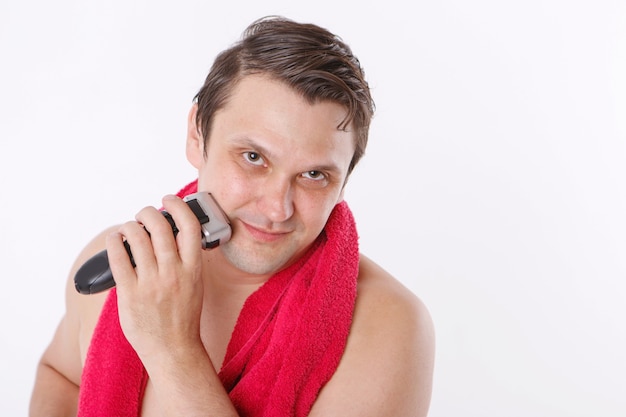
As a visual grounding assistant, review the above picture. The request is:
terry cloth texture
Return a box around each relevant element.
[77,180,359,416]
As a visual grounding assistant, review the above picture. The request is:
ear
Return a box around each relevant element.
[186,104,205,169]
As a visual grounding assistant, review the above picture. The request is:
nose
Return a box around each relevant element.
[257,176,295,223]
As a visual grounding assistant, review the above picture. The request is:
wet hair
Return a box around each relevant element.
[194,16,375,176]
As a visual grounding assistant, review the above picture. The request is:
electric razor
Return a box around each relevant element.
[74,192,231,294]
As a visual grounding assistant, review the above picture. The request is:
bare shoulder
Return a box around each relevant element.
[356,254,433,329]
[310,254,435,417]
[69,226,119,360]
[38,226,118,384]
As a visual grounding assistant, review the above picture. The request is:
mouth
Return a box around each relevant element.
[240,221,291,243]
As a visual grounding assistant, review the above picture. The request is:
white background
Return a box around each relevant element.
[1,0,625,415]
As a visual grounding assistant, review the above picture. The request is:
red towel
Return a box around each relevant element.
[78,180,359,416]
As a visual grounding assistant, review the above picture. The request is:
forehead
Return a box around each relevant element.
[210,75,356,171]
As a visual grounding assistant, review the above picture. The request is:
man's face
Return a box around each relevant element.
[187,74,355,276]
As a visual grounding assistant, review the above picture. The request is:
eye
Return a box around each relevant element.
[299,170,329,189]
[243,151,265,166]
[302,170,326,181]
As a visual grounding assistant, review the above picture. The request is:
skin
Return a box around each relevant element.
[30,74,435,417]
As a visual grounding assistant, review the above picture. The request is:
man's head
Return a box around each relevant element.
[194,16,375,177]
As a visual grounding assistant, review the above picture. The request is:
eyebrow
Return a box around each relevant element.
[232,137,274,159]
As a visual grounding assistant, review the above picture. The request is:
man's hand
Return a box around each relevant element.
[107,194,205,363]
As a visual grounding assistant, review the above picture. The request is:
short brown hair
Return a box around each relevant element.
[194,16,375,176]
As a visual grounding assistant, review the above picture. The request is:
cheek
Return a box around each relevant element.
[299,193,339,230]
[198,163,255,208]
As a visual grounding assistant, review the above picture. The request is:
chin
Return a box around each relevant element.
[220,242,296,276]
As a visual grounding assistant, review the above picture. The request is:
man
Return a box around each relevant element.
[30,16,435,416]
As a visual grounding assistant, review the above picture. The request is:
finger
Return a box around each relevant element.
[106,229,138,292]
[134,205,179,268]
[161,195,203,265]
[117,218,158,277]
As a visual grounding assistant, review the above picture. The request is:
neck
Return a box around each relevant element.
[201,249,270,306]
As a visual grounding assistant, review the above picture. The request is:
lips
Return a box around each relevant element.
[241,221,290,243]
